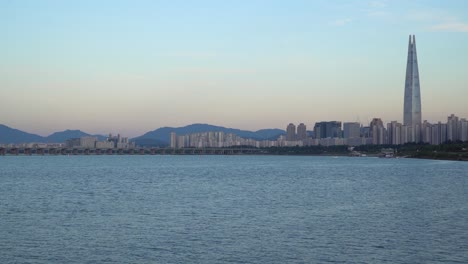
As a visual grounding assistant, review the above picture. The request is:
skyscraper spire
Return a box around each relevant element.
[403,34,422,141]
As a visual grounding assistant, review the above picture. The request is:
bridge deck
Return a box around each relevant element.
[0,147,264,156]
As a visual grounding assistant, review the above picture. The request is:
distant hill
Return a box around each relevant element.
[0,125,106,144]
[255,129,287,140]
[0,123,285,146]
[131,138,169,147]
[0,124,44,144]
[132,123,285,147]
[45,130,106,143]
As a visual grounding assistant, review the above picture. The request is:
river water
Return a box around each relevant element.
[1,156,467,263]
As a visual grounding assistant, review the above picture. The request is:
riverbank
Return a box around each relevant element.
[401,152,468,161]
[2,143,467,161]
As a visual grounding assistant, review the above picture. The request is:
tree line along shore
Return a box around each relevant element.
[260,142,468,161]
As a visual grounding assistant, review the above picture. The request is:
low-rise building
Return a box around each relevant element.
[95,141,114,149]
[79,137,97,148]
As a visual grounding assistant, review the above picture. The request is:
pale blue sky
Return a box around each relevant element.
[1,0,468,137]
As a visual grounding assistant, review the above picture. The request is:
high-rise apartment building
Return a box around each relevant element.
[431,122,441,145]
[387,121,402,145]
[286,123,296,141]
[421,120,432,143]
[430,122,448,145]
[370,118,385,145]
[170,132,177,148]
[313,121,342,139]
[65,138,81,148]
[460,119,468,142]
[343,122,360,139]
[296,123,307,140]
[80,136,97,148]
[403,35,422,142]
[447,114,459,141]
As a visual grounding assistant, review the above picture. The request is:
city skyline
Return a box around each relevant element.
[2,1,468,137]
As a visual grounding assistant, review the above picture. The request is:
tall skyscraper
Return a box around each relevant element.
[286,123,296,141]
[403,35,422,141]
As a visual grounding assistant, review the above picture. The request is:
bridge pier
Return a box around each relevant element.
[10,148,19,155]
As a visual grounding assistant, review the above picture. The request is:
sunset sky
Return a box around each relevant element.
[2,0,468,137]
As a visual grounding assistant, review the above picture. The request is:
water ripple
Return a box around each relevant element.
[1,156,467,263]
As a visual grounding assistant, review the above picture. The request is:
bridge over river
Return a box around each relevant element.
[0,147,265,156]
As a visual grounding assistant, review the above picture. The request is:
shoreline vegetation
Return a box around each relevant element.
[261,142,468,161]
[359,142,468,161]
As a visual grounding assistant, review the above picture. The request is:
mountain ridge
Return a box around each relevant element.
[0,125,106,144]
[0,124,44,144]
[132,123,285,147]
[0,123,285,146]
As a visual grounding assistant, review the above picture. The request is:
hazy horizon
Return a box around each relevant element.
[2,0,468,137]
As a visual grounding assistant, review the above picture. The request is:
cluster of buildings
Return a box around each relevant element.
[65,134,135,149]
[170,132,259,148]
[169,114,467,149]
[439,115,468,143]
[284,115,468,147]
[0,143,63,148]
[169,35,467,149]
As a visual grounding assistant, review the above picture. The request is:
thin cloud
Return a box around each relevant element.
[365,0,391,19]
[163,52,219,58]
[406,10,455,22]
[368,0,387,9]
[367,11,390,18]
[331,18,353,26]
[432,22,468,32]
[405,9,468,32]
